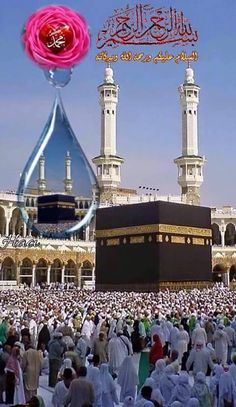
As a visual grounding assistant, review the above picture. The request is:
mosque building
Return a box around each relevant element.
[0,64,234,288]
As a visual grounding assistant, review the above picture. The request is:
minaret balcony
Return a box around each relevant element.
[178,177,203,188]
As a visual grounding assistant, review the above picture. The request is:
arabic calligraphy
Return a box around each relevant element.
[97,5,198,49]
[96,51,198,64]
[47,29,66,49]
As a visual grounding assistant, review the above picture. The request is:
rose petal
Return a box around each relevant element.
[23,5,90,68]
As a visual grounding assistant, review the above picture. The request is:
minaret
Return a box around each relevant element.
[37,154,46,194]
[64,151,73,194]
[174,64,206,205]
[92,64,124,194]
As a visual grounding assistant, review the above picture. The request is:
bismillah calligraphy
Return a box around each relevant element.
[97,4,198,49]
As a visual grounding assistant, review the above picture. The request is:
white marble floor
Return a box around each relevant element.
[38,376,54,407]
[0,376,54,407]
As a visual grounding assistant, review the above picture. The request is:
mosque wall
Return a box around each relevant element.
[0,248,94,288]
[1,193,236,288]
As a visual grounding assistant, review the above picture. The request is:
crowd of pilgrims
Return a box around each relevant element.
[0,285,236,405]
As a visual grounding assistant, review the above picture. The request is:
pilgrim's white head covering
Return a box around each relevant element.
[86,366,102,391]
[151,358,166,384]
[136,377,155,401]
[143,377,155,389]
[62,358,72,369]
[14,341,24,350]
[164,365,175,376]
[213,364,224,378]
[219,372,236,404]
[100,363,114,395]
[195,372,206,384]
[87,354,94,362]
[170,373,191,405]
[117,356,138,389]
[207,343,214,351]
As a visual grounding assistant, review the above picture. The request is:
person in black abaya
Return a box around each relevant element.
[37,323,51,351]
[131,320,142,353]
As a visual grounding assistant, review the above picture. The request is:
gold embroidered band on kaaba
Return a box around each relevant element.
[96,224,212,238]
[38,202,75,208]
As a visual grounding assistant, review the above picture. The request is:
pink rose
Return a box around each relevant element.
[23,5,90,69]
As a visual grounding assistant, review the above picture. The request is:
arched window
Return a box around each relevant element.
[20,258,32,276]
[211,223,221,245]
[35,258,47,284]
[212,264,226,283]
[225,223,236,246]
[0,206,5,236]
[65,260,76,283]
[81,261,93,288]
[1,257,16,280]
[51,259,62,283]
[20,258,33,286]
[230,265,236,282]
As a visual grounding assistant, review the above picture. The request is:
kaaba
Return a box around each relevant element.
[37,194,76,224]
[95,201,212,291]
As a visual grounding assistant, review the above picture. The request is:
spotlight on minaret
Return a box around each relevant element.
[37,153,46,194]
[174,64,206,206]
[64,151,73,194]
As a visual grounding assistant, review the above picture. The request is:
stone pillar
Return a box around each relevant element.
[222,269,229,287]
[77,266,81,289]
[16,264,21,286]
[23,223,27,238]
[220,221,226,247]
[5,218,10,236]
[224,269,230,287]
[85,226,90,242]
[32,264,36,287]
[12,222,16,236]
[61,265,65,284]
[0,263,2,285]
[220,231,225,247]
[92,266,95,285]
[47,265,51,285]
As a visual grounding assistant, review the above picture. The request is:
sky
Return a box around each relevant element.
[1,0,236,208]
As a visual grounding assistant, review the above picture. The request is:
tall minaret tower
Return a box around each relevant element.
[37,154,46,194]
[64,151,73,194]
[174,64,206,205]
[92,64,124,197]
